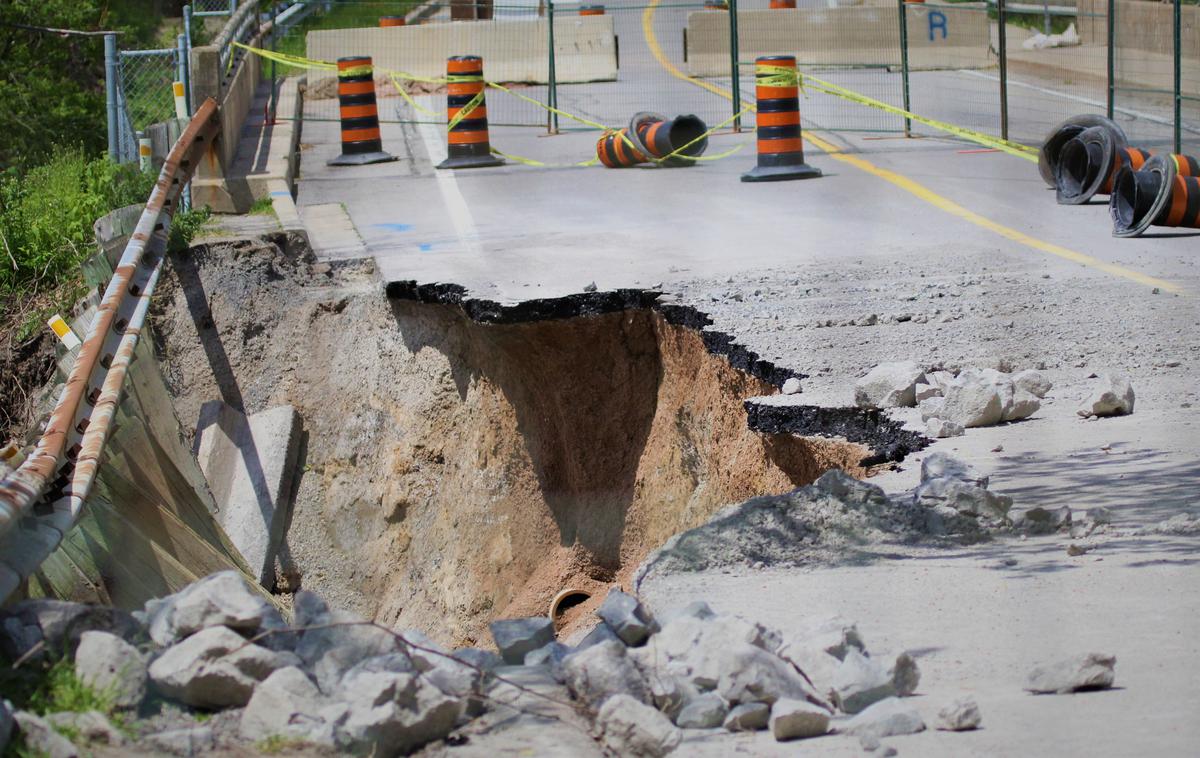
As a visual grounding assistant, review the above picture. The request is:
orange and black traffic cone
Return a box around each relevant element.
[1055,125,1151,205]
[742,55,821,183]
[328,56,396,166]
[1111,153,1200,237]
[596,112,708,168]
[437,56,504,170]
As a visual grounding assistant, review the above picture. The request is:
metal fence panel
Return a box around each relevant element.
[116,49,181,163]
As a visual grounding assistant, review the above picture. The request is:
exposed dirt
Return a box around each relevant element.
[0,329,56,445]
[151,233,875,647]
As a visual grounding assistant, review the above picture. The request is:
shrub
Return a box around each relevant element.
[0,148,156,296]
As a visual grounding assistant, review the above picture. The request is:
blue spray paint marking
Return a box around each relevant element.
[270,191,290,197]
[374,222,414,232]
[929,10,948,41]
[418,243,433,252]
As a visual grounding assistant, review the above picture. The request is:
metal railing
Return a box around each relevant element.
[0,100,221,603]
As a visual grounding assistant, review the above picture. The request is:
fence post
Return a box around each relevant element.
[1174,0,1182,154]
[547,0,559,134]
[183,4,194,108]
[729,0,741,132]
[997,0,1009,140]
[1105,0,1114,119]
[897,0,911,137]
[105,33,119,160]
[176,35,190,116]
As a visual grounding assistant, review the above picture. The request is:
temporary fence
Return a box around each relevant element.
[258,0,1197,156]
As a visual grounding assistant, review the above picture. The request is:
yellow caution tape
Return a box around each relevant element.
[796,71,1039,162]
[386,73,440,116]
[234,42,337,70]
[490,147,600,168]
[234,44,748,168]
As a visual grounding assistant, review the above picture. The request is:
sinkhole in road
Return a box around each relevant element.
[153,233,907,648]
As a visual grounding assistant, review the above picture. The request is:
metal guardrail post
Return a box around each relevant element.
[1106,0,1115,119]
[547,0,559,134]
[177,33,193,211]
[105,34,119,160]
[1174,0,1182,154]
[898,0,911,138]
[997,0,1009,141]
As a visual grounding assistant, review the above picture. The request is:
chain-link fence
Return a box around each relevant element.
[115,49,183,163]
[183,0,1196,160]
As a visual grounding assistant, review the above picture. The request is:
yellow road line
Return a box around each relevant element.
[639,0,1184,294]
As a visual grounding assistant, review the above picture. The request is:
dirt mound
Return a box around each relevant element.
[151,234,889,647]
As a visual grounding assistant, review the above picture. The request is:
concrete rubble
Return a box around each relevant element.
[1025,653,1117,694]
[0,561,1145,755]
[936,696,982,731]
[1078,372,1136,418]
[854,361,926,409]
[74,630,148,709]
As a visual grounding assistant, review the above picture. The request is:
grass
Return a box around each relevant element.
[168,206,214,254]
[273,1,419,60]
[1,653,130,756]
[255,735,309,754]
[249,195,277,215]
[0,149,157,345]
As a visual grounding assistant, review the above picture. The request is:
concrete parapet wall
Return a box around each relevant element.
[685,3,991,77]
[305,16,617,88]
[191,32,267,213]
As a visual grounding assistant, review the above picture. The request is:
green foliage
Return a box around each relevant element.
[249,195,277,215]
[255,734,311,754]
[168,206,213,253]
[0,0,181,172]
[0,148,156,296]
[0,652,129,756]
[273,1,417,60]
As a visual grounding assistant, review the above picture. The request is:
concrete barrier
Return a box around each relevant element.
[685,3,991,77]
[305,16,617,90]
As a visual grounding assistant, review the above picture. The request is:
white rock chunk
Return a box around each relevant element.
[854,362,926,409]
[840,697,926,740]
[939,369,1006,427]
[832,649,895,714]
[562,640,649,710]
[926,417,965,438]
[724,702,770,731]
[782,377,802,395]
[920,453,987,487]
[148,625,300,708]
[595,694,681,757]
[142,570,285,647]
[597,589,657,647]
[490,617,555,665]
[889,652,920,696]
[769,698,830,740]
[936,696,982,731]
[675,691,728,728]
[75,631,147,709]
[239,666,340,745]
[1012,369,1052,398]
[1025,653,1116,694]
[1078,373,1135,418]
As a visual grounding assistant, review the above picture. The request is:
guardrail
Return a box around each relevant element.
[0,99,221,603]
